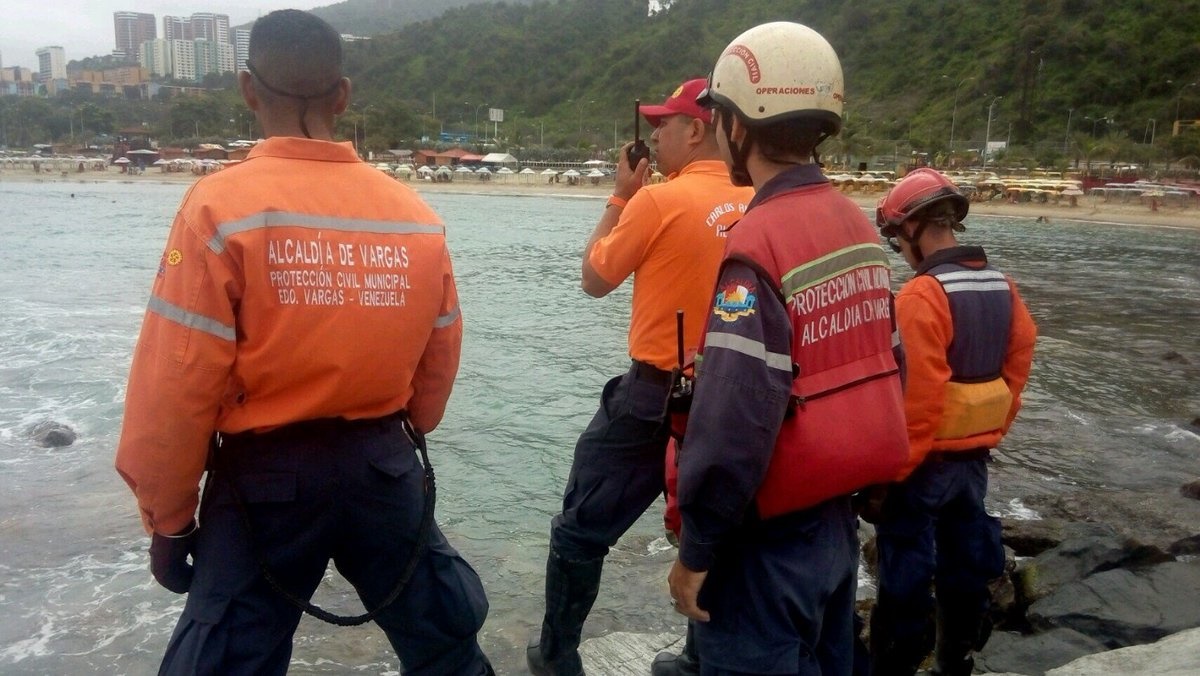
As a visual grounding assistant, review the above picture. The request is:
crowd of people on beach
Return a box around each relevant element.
[110,10,1043,676]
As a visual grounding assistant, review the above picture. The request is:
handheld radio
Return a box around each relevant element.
[628,99,650,170]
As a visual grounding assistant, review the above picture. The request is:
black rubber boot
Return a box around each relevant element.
[526,548,604,676]
[650,622,699,676]
[868,596,934,676]
[930,597,989,676]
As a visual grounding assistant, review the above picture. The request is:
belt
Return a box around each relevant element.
[928,448,990,462]
[629,359,674,387]
[216,409,409,451]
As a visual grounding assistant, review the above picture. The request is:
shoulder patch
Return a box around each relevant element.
[713,279,757,322]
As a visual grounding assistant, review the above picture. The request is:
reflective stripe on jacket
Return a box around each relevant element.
[718,181,909,518]
[116,137,462,534]
[896,246,1037,474]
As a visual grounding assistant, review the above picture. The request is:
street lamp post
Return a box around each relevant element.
[945,75,973,155]
[983,96,1001,169]
[576,99,593,134]
[1064,108,1074,155]
[1174,81,1198,131]
[474,103,487,142]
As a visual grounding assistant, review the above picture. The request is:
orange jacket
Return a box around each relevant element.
[588,160,755,370]
[895,250,1036,476]
[116,137,462,535]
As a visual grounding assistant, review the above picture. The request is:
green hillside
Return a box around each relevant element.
[6,0,1200,170]
[332,0,1200,168]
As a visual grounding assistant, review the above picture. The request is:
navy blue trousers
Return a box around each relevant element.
[872,455,1004,656]
[694,497,859,676]
[158,414,490,676]
[550,361,673,562]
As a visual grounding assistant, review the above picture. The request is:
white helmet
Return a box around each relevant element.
[700,21,844,135]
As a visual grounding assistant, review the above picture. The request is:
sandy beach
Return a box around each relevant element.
[4,165,1198,230]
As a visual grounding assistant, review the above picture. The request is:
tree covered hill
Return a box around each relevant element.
[335,0,1200,164]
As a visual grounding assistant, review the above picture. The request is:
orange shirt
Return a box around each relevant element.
[588,160,755,370]
[116,137,462,534]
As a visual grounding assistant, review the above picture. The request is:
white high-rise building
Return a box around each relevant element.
[194,40,236,80]
[35,46,66,82]
[139,39,172,78]
[170,40,196,82]
[234,28,251,72]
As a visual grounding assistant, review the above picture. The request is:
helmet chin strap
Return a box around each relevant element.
[719,111,754,187]
[898,221,929,265]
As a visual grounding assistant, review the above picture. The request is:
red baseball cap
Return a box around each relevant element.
[638,78,713,127]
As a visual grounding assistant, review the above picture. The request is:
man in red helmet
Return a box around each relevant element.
[870,168,1037,676]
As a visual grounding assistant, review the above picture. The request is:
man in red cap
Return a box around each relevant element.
[527,78,754,676]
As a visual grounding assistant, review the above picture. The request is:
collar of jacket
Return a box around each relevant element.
[915,245,989,275]
[245,137,361,163]
[747,163,828,210]
[665,159,738,182]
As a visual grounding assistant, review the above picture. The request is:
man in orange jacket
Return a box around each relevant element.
[527,78,754,676]
[870,168,1037,676]
[115,10,492,674]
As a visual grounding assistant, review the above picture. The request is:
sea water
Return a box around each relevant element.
[0,179,1197,674]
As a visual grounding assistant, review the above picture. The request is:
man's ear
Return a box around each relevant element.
[728,114,748,146]
[332,77,351,116]
[238,71,259,112]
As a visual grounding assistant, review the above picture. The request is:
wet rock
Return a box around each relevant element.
[1180,480,1200,500]
[1013,534,1172,609]
[1001,518,1114,557]
[580,631,683,675]
[1188,417,1200,434]
[1160,350,1189,364]
[28,421,77,447]
[978,628,1108,675]
[1046,625,1200,674]
[1024,490,1200,554]
[1168,534,1200,557]
[1027,561,1200,649]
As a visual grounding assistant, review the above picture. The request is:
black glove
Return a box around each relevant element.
[149,521,198,593]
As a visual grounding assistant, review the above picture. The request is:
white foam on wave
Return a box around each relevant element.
[0,619,56,662]
[992,497,1040,520]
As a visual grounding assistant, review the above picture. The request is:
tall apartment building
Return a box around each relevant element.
[234,28,251,72]
[162,15,192,42]
[191,13,231,45]
[163,13,231,44]
[170,40,197,82]
[35,46,67,82]
[114,11,156,60]
[194,40,236,80]
[139,39,173,78]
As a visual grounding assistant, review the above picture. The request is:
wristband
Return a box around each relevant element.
[606,195,628,209]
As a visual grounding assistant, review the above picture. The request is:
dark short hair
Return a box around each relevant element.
[913,199,963,230]
[715,104,824,161]
[248,10,342,100]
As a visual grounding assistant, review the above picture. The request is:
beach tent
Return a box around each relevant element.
[481,152,519,168]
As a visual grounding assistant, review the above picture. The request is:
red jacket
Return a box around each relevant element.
[723,183,910,517]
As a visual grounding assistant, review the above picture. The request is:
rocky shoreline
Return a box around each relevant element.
[578,477,1200,675]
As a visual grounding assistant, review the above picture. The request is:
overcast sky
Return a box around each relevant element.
[0,1,320,70]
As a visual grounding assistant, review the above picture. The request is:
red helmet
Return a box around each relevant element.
[875,168,969,236]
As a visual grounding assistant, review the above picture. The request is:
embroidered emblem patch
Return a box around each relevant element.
[713,280,757,322]
[167,249,183,265]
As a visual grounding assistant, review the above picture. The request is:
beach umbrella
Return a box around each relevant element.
[113,157,131,164]
[561,169,581,177]
[475,166,492,174]
[456,165,474,173]
[539,168,558,176]
[417,165,434,174]
[152,159,167,165]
